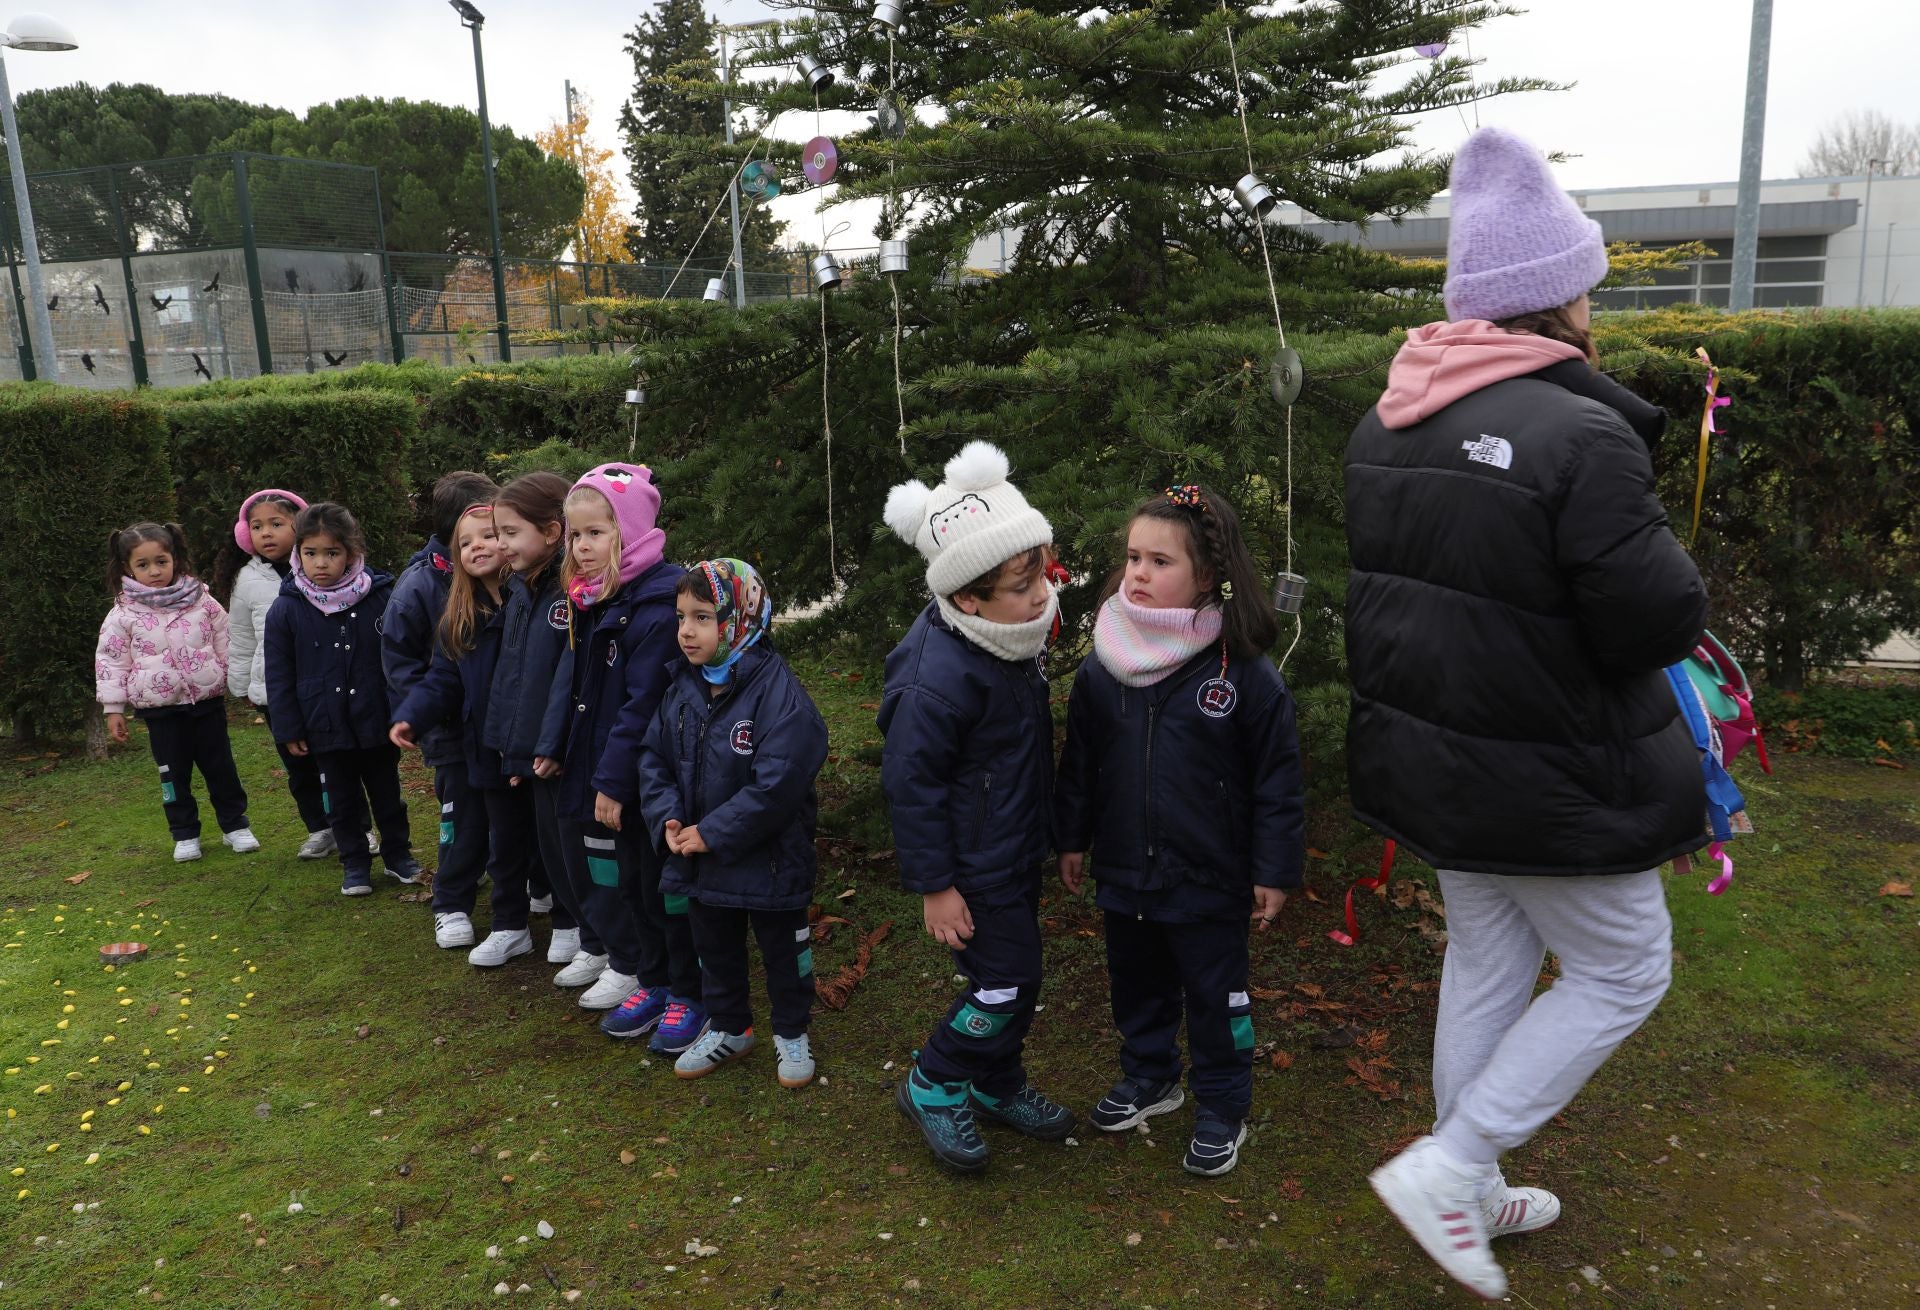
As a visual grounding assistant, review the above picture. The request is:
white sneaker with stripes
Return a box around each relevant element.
[1368,1135,1508,1301]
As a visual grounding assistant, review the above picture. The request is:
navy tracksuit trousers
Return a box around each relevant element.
[141,699,249,841]
[689,902,813,1038]
[917,871,1044,1100]
[273,738,328,834]
[531,778,588,943]
[1105,911,1255,1122]
[316,744,411,874]
[429,764,492,919]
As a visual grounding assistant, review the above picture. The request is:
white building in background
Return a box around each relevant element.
[1278,172,1920,310]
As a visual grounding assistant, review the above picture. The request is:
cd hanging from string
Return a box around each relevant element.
[1269,347,1304,406]
[870,98,907,139]
[741,160,782,201]
[803,136,839,185]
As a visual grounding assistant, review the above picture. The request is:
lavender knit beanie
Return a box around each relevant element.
[1444,127,1607,323]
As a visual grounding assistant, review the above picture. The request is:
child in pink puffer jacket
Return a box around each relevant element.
[95,522,259,863]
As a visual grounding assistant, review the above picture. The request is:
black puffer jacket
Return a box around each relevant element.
[1344,330,1709,877]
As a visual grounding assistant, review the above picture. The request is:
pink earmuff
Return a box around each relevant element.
[234,489,309,555]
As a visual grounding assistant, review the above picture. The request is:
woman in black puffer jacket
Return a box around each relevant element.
[1346,127,1708,1301]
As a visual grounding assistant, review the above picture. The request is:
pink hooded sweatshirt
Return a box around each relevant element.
[95,581,232,715]
[1375,318,1587,431]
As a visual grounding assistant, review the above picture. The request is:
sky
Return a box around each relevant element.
[4,0,1916,254]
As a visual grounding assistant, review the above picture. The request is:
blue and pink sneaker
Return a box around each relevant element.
[599,986,669,1040]
[647,998,710,1054]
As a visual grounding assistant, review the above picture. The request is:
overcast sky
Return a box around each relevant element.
[5,0,1915,252]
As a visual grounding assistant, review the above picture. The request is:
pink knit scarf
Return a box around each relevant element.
[1092,592,1223,688]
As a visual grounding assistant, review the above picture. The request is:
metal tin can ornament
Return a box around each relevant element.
[702,277,726,303]
[1269,347,1304,406]
[1272,571,1308,614]
[812,253,844,292]
[879,239,909,276]
[799,54,835,94]
[871,0,904,32]
[1233,173,1277,218]
[625,386,646,406]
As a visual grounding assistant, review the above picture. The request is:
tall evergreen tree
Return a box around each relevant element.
[618,0,786,265]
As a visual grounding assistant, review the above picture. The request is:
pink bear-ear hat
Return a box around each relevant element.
[234,488,309,554]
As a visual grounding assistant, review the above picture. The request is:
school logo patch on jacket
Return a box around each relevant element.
[730,720,754,755]
[1197,677,1238,718]
[547,599,569,631]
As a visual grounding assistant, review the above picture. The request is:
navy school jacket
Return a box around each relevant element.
[1054,645,1307,915]
[876,602,1053,896]
[636,643,829,912]
[481,566,572,778]
[391,596,508,791]
[263,570,398,754]
[551,561,686,821]
[380,539,462,768]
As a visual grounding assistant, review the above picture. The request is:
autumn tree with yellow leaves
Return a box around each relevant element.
[537,95,635,267]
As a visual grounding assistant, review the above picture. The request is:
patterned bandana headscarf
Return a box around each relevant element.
[692,558,771,685]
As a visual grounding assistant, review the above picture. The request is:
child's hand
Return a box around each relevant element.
[106,713,129,744]
[678,824,708,855]
[1058,851,1086,895]
[922,887,974,951]
[532,756,561,779]
[664,819,684,853]
[286,739,309,757]
[389,721,417,751]
[1251,886,1288,932]
[594,792,623,832]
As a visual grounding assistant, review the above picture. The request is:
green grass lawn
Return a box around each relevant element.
[1,658,1915,1308]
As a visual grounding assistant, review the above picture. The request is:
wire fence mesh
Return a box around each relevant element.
[0,152,818,386]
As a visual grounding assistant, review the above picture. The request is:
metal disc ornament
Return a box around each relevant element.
[803,136,839,185]
[1414,41,1448,58]
[870,97,907,140]
[741,160,782,201]
[1269,347,1304,406]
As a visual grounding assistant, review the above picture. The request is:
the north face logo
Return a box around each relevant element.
[1462,435,1513,470]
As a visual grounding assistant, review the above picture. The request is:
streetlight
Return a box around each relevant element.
[1856,157,1884,308]
[718,20,782,310]
[450,0,511,362]
[0,12,78,382]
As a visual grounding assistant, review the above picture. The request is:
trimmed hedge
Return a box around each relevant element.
[165,391,421,577]
[0,389,173,739]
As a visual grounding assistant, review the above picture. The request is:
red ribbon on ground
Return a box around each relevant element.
[1327,839,1397,947]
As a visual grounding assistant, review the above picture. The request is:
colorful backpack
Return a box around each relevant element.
[1665,631,1769,895]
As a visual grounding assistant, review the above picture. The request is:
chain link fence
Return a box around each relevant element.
[0,152,812,385]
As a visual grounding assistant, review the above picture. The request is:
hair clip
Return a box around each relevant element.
[1164,484,1208,511]
[1220,580,1233,602]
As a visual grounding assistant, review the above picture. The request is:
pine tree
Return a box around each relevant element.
[576,1,1549,731]
[618,0,786,265]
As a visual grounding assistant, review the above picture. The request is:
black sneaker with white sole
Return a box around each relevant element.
[1183,1112,1248,1177]
[1089,1076,1185,1132]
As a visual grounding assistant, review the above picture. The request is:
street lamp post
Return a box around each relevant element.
[450,1,511,362]
[1728,0,1772,312]
[1855,158,1883,308]
[718,21,781,310]
[0,12,78,382]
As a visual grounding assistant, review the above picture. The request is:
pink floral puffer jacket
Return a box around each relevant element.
[94,590,232,714]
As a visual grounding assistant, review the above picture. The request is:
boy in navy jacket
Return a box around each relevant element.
[877,442,1076,1173]
[382,471,497,894]
[637,560,829,1088]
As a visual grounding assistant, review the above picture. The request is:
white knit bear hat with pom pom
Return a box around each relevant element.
[884,441,1053,598]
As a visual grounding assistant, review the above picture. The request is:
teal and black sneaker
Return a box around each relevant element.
[1182,1111,1248,1177]
[895,1066,989,1174]
[970,1083,1077,1141]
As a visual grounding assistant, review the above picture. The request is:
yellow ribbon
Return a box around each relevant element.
[1690,347,1729,546]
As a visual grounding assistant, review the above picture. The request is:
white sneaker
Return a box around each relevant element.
[553,951,608,988]
[173,838,202,862]
[528,894,554,915]
[774,1033,815,1089]
[546,927,581,965]
[221,828,261,854]
[433,912,476,949]
[468,928,533,968]
[578,969,639,1010]
[1368,1136,1508,1301]
[296,828,337,860]
[1481,1177,1562,1238]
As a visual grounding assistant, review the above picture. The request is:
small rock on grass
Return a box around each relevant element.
[536,1220,554,1239]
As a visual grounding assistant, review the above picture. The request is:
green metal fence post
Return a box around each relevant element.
[107,170,151,387]
[233,155,275,377]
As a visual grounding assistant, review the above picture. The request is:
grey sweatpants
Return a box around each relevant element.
[1431,868,1672,1167]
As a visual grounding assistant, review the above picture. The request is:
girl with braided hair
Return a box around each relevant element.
[1054,484,1306,1177]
